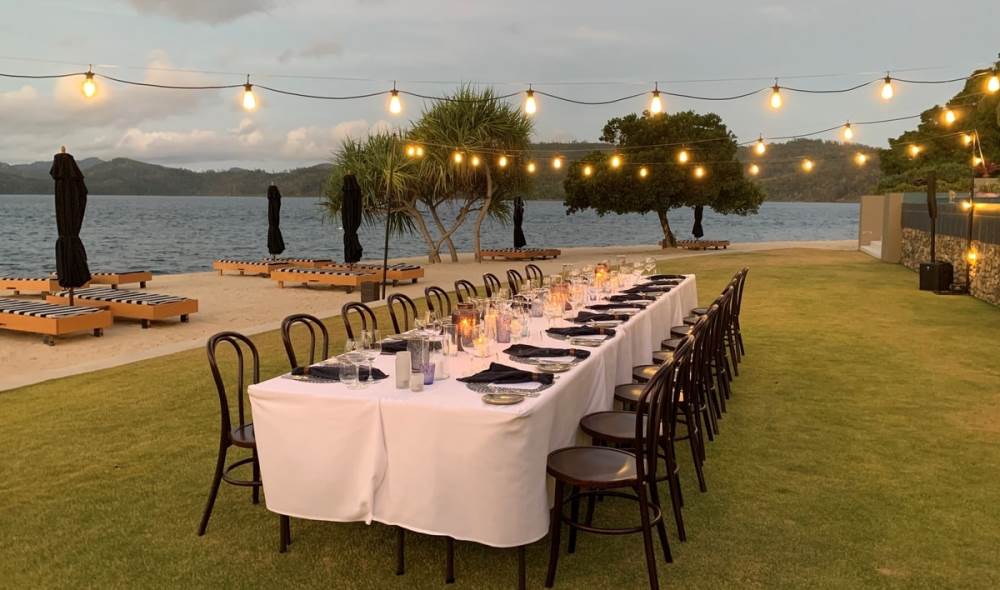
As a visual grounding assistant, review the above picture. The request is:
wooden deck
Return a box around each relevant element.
[46,288,198,329]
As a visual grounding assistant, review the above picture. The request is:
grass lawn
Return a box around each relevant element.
[2,248,999,589]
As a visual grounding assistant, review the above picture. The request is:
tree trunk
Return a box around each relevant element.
[656,209,677,248]
[403,203,442,263]
[472,167,493,263]
[427,199,461,262]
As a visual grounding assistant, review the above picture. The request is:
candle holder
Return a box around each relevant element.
[452,302,478,351]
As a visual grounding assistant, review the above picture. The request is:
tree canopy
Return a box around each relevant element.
[563,110,763,245]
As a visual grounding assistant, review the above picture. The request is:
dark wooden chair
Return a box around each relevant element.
[525,263,544,286]
[454,279,478,303]
[199,331,289,551]
[545,337,693,589]
[387,293,419,334]
[280,313,329,370]
[506,269,525,295]
[424,285,452,318]
[482,273,502,298]
[342,302,377,341]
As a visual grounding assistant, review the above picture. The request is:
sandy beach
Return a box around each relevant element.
[0,240,854,391]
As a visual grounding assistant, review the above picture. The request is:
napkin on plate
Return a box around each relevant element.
[624,285,671,294]
[503,344,590,360]
[649,274,686,280]
[380,339,407,354]
[608,294,655,303]
[457,362,554,385]
[571,311,627,324]
[291,364,389,381]
[587,302,646,310]
[547,326,617,338]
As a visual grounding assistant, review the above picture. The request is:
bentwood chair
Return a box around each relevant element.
[506,269,525,295]
[482,273,502,298]
[525,263,544,287]
[342,302,378,341]
[387,293,419,334]
[454,279,478,304]
[545,338,693,590]
[424,285,452,318]
[280,313,329,370]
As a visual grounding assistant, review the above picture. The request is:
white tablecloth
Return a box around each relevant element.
[249,275,697,547]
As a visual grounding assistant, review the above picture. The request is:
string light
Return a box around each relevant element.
[841,122,854,141]
[855,152,868,166]
[966,248,978,264]
[754,136,766,155]
[972,155,983,167]
[405,145,417,157]
[962,133,974,146]
[649,83,663,115]
[583,164,593,177]
[389,83,402,115]
[942,108,956,126]
[881,74,894,100]
[242,77,256,111]
[769,83,783,110]
[677,149,689,164]
[524,86,537,115]
[498,155,508,168]
[415,145,424,157]
[693,165,706,179]
[748,163,760,176]
[908,144,922,158]
[526,161,537,173]
[610,155,622,169]
[470,154,481,167]
[638,166,649,178]
[452,151,463,164]
[988,71,1000,93]
[81,67,97,98]
[552,156,563,170]
[801,158,814,172]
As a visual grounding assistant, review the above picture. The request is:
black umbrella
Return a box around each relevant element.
[692,205,705,239]
[51,149,91,305]
[342,174,364,264]
[513,196,527,249]
[266,184,286,256]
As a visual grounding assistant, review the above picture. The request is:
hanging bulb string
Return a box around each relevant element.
[400,89,523,103]
[782,80,876,94]
[95,72,243,90]
[0,70,83,79]
[256,84,388,100]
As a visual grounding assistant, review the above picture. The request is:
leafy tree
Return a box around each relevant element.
[740,138,881,202]
[563,110,763,246]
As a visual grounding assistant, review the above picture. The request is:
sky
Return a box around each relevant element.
[0,0,997,170]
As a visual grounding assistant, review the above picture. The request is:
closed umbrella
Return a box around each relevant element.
[51,149,91,305]
[513,196,527,249]
[267,184,286,256]
[342,174,364,264]
[692,205,705,239]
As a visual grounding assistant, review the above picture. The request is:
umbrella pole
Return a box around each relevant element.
[381,205,391,300]
[69,287,74,306]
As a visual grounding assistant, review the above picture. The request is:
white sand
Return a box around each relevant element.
[0,240,855,391]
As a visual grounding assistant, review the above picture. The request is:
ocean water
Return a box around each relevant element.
[0,195,857,275]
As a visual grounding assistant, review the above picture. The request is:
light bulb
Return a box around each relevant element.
[405,145,416,157]
[526,161,536,173]
[389,89,402,115]
[81,71,97,99]
[693,166,706,179]
[966,249,978,264]
[415,146,424,157]
[610,155,622,169]
[677,149,689,164]
[583,164,593,177]
[552,156,563,170]
[943,109,956,126]
[909,144,921,158]
[973,156,983,167]
[801,159,814,172]
[453,151,463,164]
[881,75,894,100]
[855,152,868,166]
[242,83,257,111]
[649,90,663,115]
[470,155,481,167]
[498,155,508,168]
[524,89,537,115]
[987,73,999,93]
[961,200,973,211]
[748,164,760,176]
[770,85,782,110]
[754,137,766,156]
[842,123,853,141]
[638,166,648,178]
[962,133,974,146]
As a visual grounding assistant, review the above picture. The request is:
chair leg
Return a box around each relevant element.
[396,527,405,576]
[197,441,227,536]
[445,537,455,584]
[689,426,708,493]
[567,486,581,554]
[251,448,260,505]
[279,515,290,553]
[635,483,660,590]
[647,479,675,560]
[584,491,596,527]
[544,480,565,588]
[517,545,526,590]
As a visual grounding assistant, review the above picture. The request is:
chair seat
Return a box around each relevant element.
[682,315,700,325]
[547,446,638,488]
[580,411,643,444]
[231,423,255,448]
[661,337,683,351]
[632,364,658,382]
[692,307,708,315]
[652,350,674,365]
[614,383,644,406]
[670,325,692,337]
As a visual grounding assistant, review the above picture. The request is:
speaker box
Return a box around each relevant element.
[360,281,381,303]
[919,261,953,291]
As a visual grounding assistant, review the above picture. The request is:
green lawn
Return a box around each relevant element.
[2,249,999,589]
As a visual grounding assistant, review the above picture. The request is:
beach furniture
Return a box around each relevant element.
[0,298,112,345]
[321,262,424,285]
[675,240,730,251]
[89,271,153,289]
[212,259,289,276]
[269,267,380,293]
[1,276,87,296]
[46,287,198,329]
[480,247,561,261]
[274,257,333,269]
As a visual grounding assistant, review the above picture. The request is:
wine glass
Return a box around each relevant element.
[362,329,381,385]
[344,338,358,354]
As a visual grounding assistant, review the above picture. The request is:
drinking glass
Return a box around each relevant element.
[362,329,381,384]
[344,338,357,354]
[339,354,360,389]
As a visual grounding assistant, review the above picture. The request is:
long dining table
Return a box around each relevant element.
[248,275,698,551]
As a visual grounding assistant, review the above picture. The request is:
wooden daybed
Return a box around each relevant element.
[269,267,380,292]
[273,257,333,269]
[46,287,198,329]
[322,262,424,285]
[674,240,730,251]
[480,248,562,261]
[0,298,112,345]
[1,276,88,296]
[89,271,153,289]
[212,259,289,276]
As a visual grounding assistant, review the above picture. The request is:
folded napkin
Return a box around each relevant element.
[649,274,686,280]
[608,294,655,303]
[547,326,617,338]
[572,311,627,324]
[624,285,671,294]
[380,339,407,354]
[587,302,645,311]
[643,279,682,286]
[457,362,554,385]
[291,364,389,381]
[504,344,590,360]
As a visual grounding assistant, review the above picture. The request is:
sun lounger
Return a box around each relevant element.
[273,257,333,269]
[480,248,562,261]
[269,267,380,293]
[322,262,424,285]
[46,287,198,329]
[1,276,88,296]
[89,271,153,289]
[212,259,289,276]
[675,240,730,251]
[0,298,112,345]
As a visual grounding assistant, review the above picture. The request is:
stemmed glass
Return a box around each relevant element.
[361,329,381,385]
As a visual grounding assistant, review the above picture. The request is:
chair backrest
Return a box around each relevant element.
[633,336,693,484]
[683,315,710,402]
[733,267,749,320]
[524,263,544,287]
[482,273,502,298]
[206,331,260,442]
[424,285,452,318]
[280,313,329,369]
[454,279,478,303]
[506,269,524,295]
[387,293,419,334]
[342,302,377,341]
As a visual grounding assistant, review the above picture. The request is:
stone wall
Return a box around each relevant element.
[900,228,1000,305]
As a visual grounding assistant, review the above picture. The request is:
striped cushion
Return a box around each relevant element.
[0,299,103,317]
[92,271,147,277]
[215,259,282,265]
[0,276,51,283]
[275,258,332,264]
[278,268,371,277]
[53,288,189,306]
[335,263,422,271]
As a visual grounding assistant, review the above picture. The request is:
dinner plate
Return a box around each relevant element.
[482,393,525,405]
[510,355,578,365]
[537,362,573,373]
[586,320,622,328]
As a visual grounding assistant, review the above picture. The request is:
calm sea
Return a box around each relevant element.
[0,195,857,275]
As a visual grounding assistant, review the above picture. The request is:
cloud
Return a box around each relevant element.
[125,0,274,24]
[569,25,623,43]
[277,39,343,63]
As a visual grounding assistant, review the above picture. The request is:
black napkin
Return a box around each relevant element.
[380,339,407,354]
[291,364,389,381]
[504,344,590,360]
[546,326,617,338]
[624,285,671,294]
[642,279,682,286]
[609,294,655,303]
[649,274,686,280]
[571,311,627,323]
[457,362,554,385]
[587,302,645,311]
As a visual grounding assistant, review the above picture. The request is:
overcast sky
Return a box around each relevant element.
[0,0,997,170]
